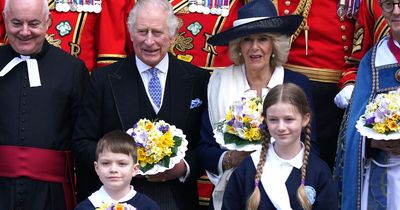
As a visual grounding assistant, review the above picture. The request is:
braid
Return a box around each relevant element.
[296,122,312,210]
[247,121,270,210]
[291,0,312,43]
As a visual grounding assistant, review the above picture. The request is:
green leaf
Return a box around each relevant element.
[158,157,171,167]
[223,133,261,146]
[141,163,154,173]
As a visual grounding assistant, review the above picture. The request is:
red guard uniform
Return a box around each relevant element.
[345,0,389,75]
[0,0,130,71]
[273,0,355,87]
[274,0,356,169]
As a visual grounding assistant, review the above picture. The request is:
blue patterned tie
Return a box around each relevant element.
[148,68,162,108]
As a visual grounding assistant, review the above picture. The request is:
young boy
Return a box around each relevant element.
[75,130,160,210]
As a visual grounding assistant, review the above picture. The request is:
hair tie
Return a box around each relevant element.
[255,180,259,187]
[301,178,305,185]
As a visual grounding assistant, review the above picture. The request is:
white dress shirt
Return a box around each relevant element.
[136,55,169,113]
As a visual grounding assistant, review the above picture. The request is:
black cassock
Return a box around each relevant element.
[0,41,88,210]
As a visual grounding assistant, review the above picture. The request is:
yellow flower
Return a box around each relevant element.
[244,130,252,140]
[145,121,154,131]
[160,131,174,148]
[250,128,262,141]
[373,123,387,134]
[115,203,124,210]
[386,119,399,132]
[225,111,233,122]
[137,148,147,166]
[243,115,252,124]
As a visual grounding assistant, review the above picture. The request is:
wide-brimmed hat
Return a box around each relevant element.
[207,0,303,46]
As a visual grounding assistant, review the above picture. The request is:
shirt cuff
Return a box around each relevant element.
[178,159,190,182]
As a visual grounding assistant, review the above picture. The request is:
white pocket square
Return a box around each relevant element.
[190,98,202,109]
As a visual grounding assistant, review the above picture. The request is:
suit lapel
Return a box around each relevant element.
[162,55,193,129]
[108,55,144,130]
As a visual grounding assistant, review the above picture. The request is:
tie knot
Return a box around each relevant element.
[149,68,158,77]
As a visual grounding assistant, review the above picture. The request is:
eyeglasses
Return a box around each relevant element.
[380,1,400,13]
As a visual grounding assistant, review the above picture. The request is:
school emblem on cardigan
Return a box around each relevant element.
[187,22,203,36]
[56,21,72,37]
[305,185,316,205]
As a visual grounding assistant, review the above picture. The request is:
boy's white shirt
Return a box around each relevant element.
[89,185,137,207]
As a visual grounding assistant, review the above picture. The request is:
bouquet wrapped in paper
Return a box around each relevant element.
[127,119,188,175]
[356,89,400,140]
[214,97,264,151]
[96,203,136,210]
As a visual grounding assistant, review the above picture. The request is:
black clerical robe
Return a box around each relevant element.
[0,41,88,210]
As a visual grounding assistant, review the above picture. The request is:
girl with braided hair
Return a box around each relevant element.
[222,83,337,210]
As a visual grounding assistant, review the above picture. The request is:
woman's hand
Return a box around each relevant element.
[222,150,253,170]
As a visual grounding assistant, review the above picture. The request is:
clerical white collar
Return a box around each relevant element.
[0,55,41,87]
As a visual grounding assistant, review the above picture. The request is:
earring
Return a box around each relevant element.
[272,53,275,58]
[238,52,242,56]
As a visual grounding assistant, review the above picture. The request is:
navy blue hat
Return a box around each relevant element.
[207,0,303,46]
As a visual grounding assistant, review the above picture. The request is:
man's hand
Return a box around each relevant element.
[146,159,186,182]
[334,85,354,109]
[371,139,400,155]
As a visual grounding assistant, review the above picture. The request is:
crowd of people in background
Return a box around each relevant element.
[0,0,399,209]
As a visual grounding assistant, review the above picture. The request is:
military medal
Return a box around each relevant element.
[337,0,359,19]
[220,0,229,17]
[203,0,210,15]
[70,0,78,11]
[215,0,222,15]
[93,0,102,13]
[188,0,197,12]
[55,0,70,12]
[210,0,218,14]
[196,0,204,13]
[82,0,89,12]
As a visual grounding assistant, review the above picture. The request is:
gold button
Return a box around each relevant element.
[341,25,346,31]
[285,1,291,6]
[344,46,349,51]
[342,35,347,42]
[284,9,290,15]
[395,69,400,82]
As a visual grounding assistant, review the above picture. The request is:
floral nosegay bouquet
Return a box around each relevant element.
[356,89,400,140]
[96,203,136,210]
[214,97,264,151]
[127,119,188,175]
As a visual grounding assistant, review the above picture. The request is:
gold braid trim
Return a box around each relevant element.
[291,0,312,44]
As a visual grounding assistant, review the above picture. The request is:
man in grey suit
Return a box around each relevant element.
[71,0,209,209]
